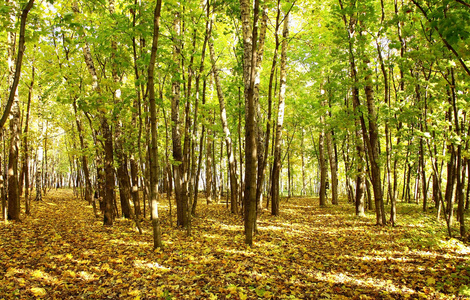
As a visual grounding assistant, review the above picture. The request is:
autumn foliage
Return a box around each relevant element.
[1,190,469,299]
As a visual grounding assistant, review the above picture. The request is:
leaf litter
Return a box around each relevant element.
[0,189,469,299]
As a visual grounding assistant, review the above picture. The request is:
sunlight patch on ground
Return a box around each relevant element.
[313,271,417,296]
[438,238,470,255]
[223,248,256,257]
[133,259,170,271]
[220,223,241,231]
[109,238,149,247]
[6,267,62,286]
[259,224,285,231]
[77,271,98,281]
[352,254,415,263]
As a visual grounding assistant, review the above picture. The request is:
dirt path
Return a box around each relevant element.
[1,189,469,299]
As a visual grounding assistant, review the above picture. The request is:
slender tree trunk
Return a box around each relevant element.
[171,10,188,228]
[255,7,268,210]
[7,98,20,221]
[301,129,306,196]
[0,0,35,132]
[147,0,163,248]
[326,129,338,205]
[271,12,289,216]
[209,36,239,214]
[22,64,33,215]
[73,1,115,226]
[206,119,213,204]
[319,129,327,207]
[73,100,96,217]
[5,0,36,221]
[116,145,132,219]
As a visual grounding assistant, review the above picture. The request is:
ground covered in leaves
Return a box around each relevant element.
[1,189,469,299]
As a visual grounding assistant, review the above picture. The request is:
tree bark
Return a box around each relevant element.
[209,36,239,214]
[326,128,338,205]
[147,0,163,248]
[240,0,260,245]
[0,0,35,132]
[271,12,289,216]
[73,100,96,217]
[23,66,33,215]
[171,10,188,228]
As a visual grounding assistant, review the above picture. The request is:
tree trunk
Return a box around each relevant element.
[7,93,21,221]
[319,129,327,207]
[171,10,188,228]
[240,0,260,245]
[255,7,268,210]
[116,145,132,219]
[209,37,239,214]
[301,129,306,196]
[270,12,289,216]
[73,100,96,217]
[147,0,163,248]
[22,64,33,215]
[206,119,213,204]
[0,0,35,131]
[4,0,35,221]
[326,129,338,205]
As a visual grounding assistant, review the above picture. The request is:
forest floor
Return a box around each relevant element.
[1,189,469,300]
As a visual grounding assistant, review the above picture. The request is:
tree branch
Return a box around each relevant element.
[411,0,470,77]
[0,0,35,130]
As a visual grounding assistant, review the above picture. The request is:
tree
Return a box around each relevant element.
[147,0,163,249]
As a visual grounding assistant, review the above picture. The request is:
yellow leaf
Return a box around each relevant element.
[209,293,218,300]
[227,285,237,294]
[31,287,47,297]
[239,292,247,300]
[426,277,436,286]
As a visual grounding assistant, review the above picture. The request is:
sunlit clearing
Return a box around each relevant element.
[134,260,170,271]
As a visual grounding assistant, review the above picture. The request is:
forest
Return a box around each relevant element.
[1,0,470,299]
